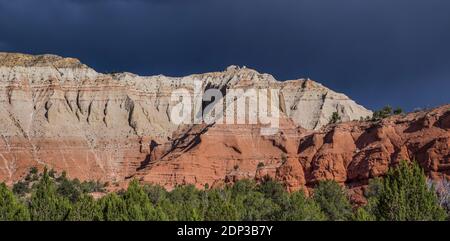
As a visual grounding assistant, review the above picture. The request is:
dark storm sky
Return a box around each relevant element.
[0,0,449,111]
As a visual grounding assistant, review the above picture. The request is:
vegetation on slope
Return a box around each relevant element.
[0,161,448,221]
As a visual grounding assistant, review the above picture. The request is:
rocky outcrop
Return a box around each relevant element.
[0,52,371,184]
[1,52,448,204]
[0,52,448,204]
[135,105,450,204]
[136,117,304,189]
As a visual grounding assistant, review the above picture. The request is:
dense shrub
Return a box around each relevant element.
[370,105,403,121]
[329,112,342,124]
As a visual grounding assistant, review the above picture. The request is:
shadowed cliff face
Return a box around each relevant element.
[0,52,372,184]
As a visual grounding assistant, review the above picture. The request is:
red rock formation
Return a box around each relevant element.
[0,53,448,203]
[135,105,450,203]
[135,117,305,190]
[0,52,371,185]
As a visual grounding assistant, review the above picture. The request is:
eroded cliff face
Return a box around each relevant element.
[1,52,449,200]
[135,105,450,204]
[1,53,449,203]
[0,52,372,184]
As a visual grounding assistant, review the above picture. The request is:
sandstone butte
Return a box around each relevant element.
[0,52,448,202]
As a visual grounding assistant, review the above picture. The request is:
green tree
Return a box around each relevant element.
[98,193,129,221]
[29,167,38,175]
[230,180,278,220]
[282,191,326,221]
[258,177,289,206]
[123,180,167,221]
[313,180,352,221]
[12,181,29,196]
[28,168,72,221]
[0,183,30,221]
[168,185,203,221]
[155,198,179,221]
[67,194,102,221]
[144,184,168,205]
[204,189,239,221]
[57,178,82,203]
[80,180,105,193]
[329,112,342,124]
[368,161,446,221]
[393,108,403,115]
[372,105,394,121]
[353,207,376,221]
[257,177,290,220]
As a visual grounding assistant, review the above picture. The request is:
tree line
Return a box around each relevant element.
[0,161,448,221]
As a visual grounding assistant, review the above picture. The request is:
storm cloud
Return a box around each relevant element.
[0,0,449,111]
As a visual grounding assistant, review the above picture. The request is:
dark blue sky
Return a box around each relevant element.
[0,0,449,111]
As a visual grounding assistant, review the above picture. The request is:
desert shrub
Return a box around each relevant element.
[371,105,403,121]
[12,181,29,196]
[329,111,341,124]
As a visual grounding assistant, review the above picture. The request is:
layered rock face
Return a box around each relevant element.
[136,105,450,204]
[1,52,449,203]
[0,52,372,184]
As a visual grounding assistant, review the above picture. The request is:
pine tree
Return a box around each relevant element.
[168,185,203,221]
[370,161,446,221]
[57,177,82,203]
[123,180,167,221]
[352,207,376,221]
[98,193,129,221]
[393,107,403,115]
[155,197,178,221]
[313,180,352,220]
[282,191,326,221]
[231,181,262,220]
[204,189,239,221]
[257,177,290,220]
[329,112,342,124]
[231,182,279,221]
[67,194,102,221]
[0,183,30,221]
[258,177,290,207]
[28,168,72,221]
